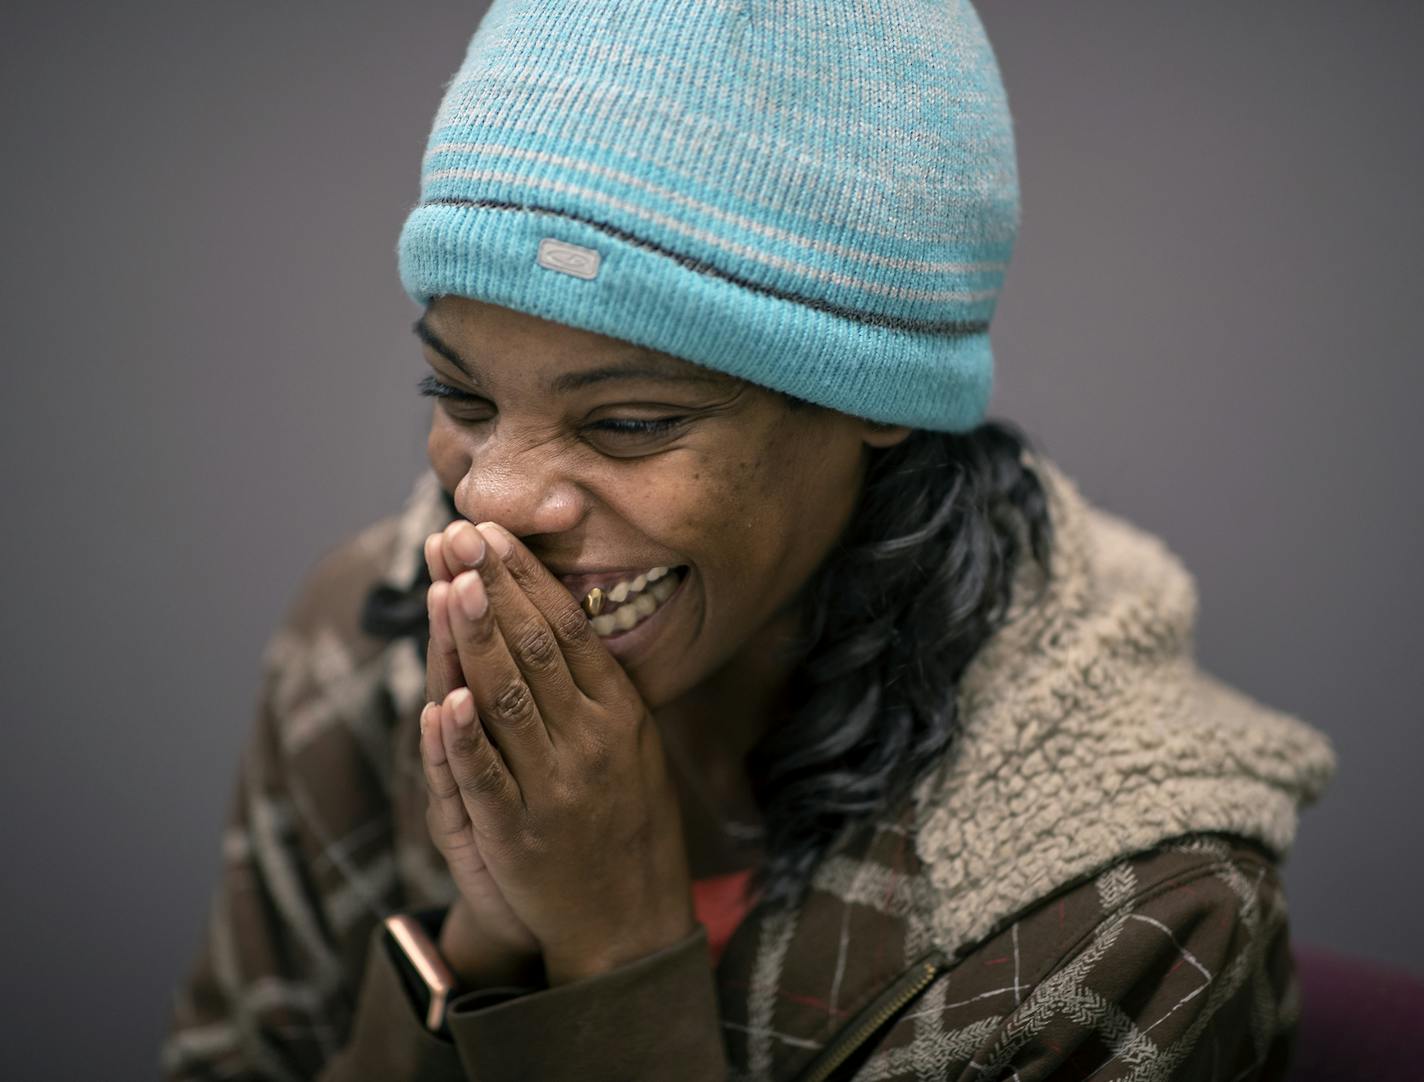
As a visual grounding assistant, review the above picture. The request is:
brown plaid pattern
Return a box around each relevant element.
[161,466,1313,1080]
[715,808,1297,1081]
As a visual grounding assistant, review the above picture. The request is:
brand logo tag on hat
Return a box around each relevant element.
[537,238,601,280]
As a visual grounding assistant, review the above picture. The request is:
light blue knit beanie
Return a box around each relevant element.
[397,0,1018,432]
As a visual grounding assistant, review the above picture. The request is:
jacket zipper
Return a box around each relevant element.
[793,949,949,1082]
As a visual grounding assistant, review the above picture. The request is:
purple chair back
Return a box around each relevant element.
[1290,942,1424,1080]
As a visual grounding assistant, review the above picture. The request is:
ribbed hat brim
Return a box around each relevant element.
[399,200,995,431]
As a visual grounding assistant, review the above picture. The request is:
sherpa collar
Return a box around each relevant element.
[907,452,1336,957]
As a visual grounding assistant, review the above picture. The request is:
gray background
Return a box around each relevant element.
[2,2,1419,1077]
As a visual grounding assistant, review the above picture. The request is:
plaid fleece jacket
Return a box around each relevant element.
[161,455,1337,1080]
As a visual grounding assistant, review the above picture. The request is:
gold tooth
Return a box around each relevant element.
[582,587,605,617]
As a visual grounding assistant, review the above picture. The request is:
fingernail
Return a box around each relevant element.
[452,689,475,727]
[456,571,488,620]
[451,522,486,567]
[419,702,434,736]
[476,522,512,560]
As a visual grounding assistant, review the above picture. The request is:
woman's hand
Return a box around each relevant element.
[429,518,697,987]
[421,529,541,987]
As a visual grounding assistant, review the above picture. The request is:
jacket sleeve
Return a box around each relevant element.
[442,922,730,1081]
[843,840,1299,1082]
[160,558,471,1080]
[319,899,729,1081]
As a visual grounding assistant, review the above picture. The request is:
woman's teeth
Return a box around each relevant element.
[589,568,679,638]
[606,564,672,604]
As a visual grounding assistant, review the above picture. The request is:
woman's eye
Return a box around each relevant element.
[416,374,473,401]
[416,374,491,421]
[590,418,684,437]
[417,375,683,446]
[584,416,689,455]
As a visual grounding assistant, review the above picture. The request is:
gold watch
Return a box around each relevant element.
[382,910,462,1037]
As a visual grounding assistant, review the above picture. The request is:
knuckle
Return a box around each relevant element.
[511,623,560,671]
[425,804,448,841]
[551,603,593,645]
[514,822,548,857]
[454,605,496,645]
[458,755,508,799]
[581,732,613,773]
[424,803,450,836]
[487,679,537,728]
[503,550,536,587]
[425,766,460,800]
[425,806,477,852]
[446,720,486,762]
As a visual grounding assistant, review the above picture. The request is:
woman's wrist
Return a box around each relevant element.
[437,902,545,990]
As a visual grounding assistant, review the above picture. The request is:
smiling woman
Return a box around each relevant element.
[161,2,1336,1080]
[413,296,914,710]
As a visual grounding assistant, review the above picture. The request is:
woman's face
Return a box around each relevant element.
[419,295,909,709]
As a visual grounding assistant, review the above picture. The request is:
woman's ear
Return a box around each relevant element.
[859,419,915,449]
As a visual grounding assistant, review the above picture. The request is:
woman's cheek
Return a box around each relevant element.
[684,465,787,622]
[426,418,468,489]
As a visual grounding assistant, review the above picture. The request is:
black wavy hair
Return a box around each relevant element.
[743,416,1055,910]
[361,416,1056,913]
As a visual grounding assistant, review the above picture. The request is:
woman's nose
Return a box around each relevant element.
[452,447,588,540]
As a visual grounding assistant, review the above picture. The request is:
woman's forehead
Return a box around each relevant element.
[421,296,740,396]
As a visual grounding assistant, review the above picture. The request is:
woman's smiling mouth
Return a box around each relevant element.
[556,565,690,640]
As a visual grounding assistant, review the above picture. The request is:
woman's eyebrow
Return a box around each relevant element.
[413,316,483,385]
[413,315,728,394]
[548,362,727,393]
